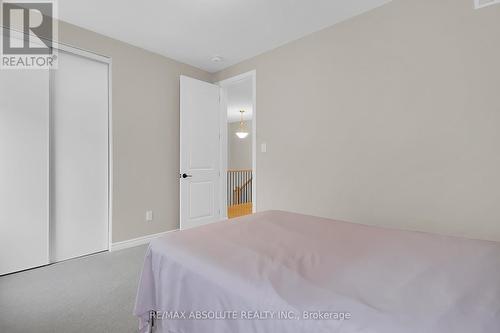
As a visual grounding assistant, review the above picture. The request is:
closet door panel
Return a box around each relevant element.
[0,70,50,275]
[51,51,109,262]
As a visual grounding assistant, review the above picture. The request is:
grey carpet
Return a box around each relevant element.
[0,245,148,333]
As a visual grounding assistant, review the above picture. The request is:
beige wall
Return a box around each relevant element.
[213,0,500,241]
[58,22,211,242]
[45,0,500,243]
[228,122,253,170]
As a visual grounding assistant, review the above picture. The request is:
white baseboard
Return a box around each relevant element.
[110,230,177,251]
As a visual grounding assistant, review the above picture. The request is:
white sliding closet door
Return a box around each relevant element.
[0,70,50,275]
[51,50,109,262]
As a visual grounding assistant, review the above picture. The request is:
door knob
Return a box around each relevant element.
[181,173,192,179]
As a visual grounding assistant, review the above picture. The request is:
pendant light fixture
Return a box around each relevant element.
[235,110,249,139]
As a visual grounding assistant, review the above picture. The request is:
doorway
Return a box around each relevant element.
[219,71,256,219]
[179,71,256,229]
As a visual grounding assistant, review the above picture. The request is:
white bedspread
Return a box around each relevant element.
[134,210,500,332]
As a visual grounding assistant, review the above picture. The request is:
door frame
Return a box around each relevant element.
[217,70,257,218]
[49,41,113,257]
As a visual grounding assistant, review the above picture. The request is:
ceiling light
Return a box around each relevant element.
[236,132,249,139]
[211,56,223,63]
[236,110,249,139]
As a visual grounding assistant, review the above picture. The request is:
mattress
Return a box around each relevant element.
[134,210,500,332]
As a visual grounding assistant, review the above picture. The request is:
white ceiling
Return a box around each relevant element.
[59,0,391,73]
[226,77,253,123]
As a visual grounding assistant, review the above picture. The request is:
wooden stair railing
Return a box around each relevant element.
[233,177,252,205]
[227,169,253,218]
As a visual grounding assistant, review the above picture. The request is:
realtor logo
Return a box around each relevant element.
[1,0,58,69]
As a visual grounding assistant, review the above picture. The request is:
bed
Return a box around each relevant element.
[134,210,500,332]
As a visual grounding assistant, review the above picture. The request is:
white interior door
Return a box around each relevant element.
[180,76,221,229]
[0,70,50,275]
[51,50,109,262]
